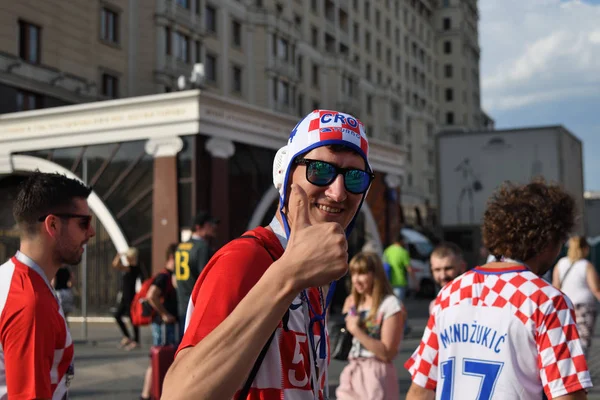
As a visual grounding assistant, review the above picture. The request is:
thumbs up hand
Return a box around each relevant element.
[278,184,349,291]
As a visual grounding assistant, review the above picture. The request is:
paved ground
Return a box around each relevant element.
[68,298,600,399]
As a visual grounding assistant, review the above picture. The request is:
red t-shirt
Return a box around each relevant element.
[178,227,330,399]
[0,253,74,400]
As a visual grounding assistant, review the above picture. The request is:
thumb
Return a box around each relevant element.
[290,184,311,232]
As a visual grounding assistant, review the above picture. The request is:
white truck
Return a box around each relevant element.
[436,125,585,267]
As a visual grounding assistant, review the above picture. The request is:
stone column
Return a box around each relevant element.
[145,136,183,274]
[205,137,235,248]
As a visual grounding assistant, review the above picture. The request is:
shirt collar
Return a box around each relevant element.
[15,250,56,295]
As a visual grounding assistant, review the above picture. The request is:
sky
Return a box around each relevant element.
[479,0,600,191]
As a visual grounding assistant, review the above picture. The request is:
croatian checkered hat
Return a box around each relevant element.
[273,109,372,237]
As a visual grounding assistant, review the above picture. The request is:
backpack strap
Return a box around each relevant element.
[236,234,279,399]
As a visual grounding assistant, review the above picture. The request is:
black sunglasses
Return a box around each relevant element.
[38,213,93,229]
[294,158,374,194]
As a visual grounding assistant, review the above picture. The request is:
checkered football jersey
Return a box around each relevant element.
[405,264,592,400]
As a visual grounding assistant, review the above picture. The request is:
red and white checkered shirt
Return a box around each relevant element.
[405,264,592,400]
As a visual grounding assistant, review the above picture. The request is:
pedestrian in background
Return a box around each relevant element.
[553,235,600,357]
[112,247,142,351]
[336,252,406,400]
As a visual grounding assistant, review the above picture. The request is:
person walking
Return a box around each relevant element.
[553,236,600,357]
[112,247,142,351]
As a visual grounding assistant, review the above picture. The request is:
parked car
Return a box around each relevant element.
[401,228,436,298]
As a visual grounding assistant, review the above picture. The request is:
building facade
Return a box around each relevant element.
[0,0,492,310]
[0,0,492,226]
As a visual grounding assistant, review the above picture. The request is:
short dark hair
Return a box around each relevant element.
[394,231,405,245]
[482,179,576,262]
[431,242,463,260]
[13,171,92,236]
[166,243,178,260]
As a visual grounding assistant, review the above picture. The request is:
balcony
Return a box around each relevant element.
[273,101,294,115]
[155,0,203,34]
[267,57,298,81]
[0,51,97,102]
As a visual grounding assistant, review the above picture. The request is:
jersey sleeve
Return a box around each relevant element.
[1,296,55,399]
[177,242,274,354]
[404,311,439,391]
[537,295,592,398]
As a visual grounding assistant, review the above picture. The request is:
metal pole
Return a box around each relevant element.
[81,156,88,342]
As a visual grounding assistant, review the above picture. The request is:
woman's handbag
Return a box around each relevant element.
[330,321,353,361]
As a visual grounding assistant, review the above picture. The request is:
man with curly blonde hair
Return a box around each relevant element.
[406,179,592,400]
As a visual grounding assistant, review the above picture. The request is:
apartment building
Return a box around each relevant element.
[0,0,490,227]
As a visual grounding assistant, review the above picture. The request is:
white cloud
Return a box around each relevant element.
[480,0,600,111]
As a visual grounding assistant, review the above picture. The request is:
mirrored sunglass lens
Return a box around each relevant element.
[308,161,336,185]
[345,170,370,193]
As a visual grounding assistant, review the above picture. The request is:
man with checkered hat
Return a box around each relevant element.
[406,179,592,400]
[163,110,375,399]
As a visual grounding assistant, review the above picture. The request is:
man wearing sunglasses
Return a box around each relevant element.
[0,171,95,400]
[164,110,374,399]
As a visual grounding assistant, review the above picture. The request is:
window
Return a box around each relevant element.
[364,1,370,20]
[206,5,217,34]
[206,53,217,82]
[312,63,319,86]
[365,31,371,52]
[311,26,318,47]
[176,0,190,8]
[443,0,450,6]
[232,66,242,93]
[428,179,434,194]
[195,40,201,63]
[297,93,304,117]
[232,20,242,47]
[444,41,451,54]
[353,22,359,43]
[277,37,289,61]
[366,94,373,115]
[16,90,42,111]
[407,174,413,187]
[446,112,454,125]
[365,62,371,80]
[165,27,171,55]
[175,32,190,62]
[443,17,451,30]
[407,144,412,163]
[100,8,118,43]
[445,88,453,101]
[278,81,290,104]
[312,100,320,110]
[102,73,119,98]
[297,55,303,78]
[195,0,201,14]
[18,20,41,64]
[444,64,453,78]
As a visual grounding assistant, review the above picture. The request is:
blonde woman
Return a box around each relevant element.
[336,252,407,400]
[553,236,600,356]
